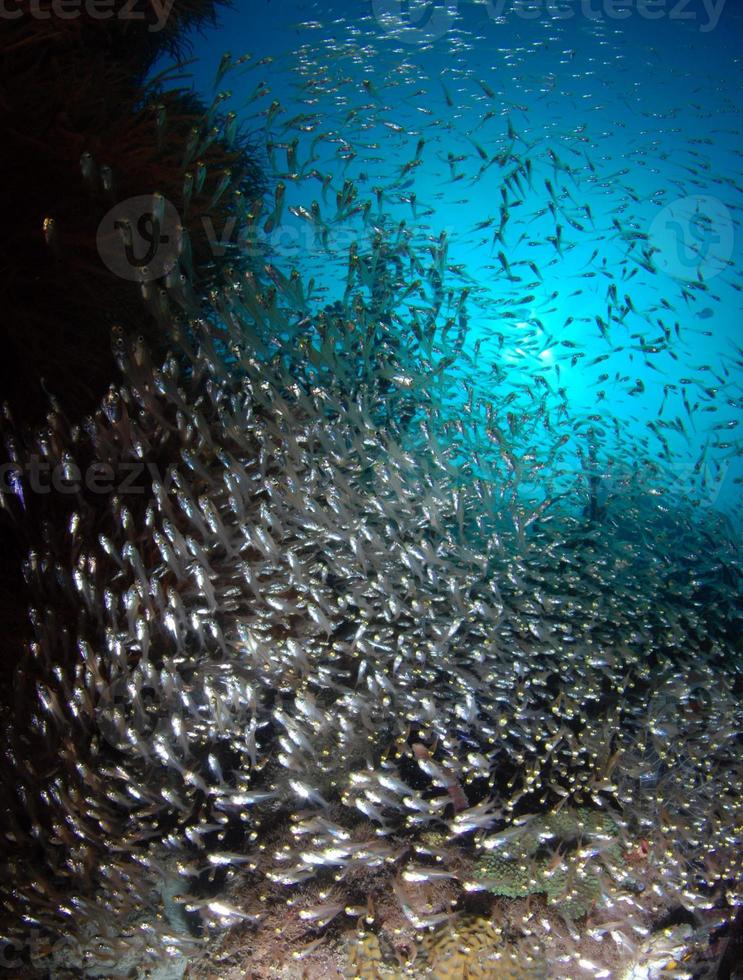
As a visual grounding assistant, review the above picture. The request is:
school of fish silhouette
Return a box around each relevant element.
[1,7,742,979]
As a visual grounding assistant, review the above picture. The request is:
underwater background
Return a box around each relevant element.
[171,0,743,517]
[0,0,742,978]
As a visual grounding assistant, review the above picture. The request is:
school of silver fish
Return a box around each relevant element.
[0,3,741,976]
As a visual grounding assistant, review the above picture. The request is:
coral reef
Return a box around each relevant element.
[0,295,740,972]
[344,917,547,979]
[472,807,625,919]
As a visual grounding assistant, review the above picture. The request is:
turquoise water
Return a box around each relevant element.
[3,8,742,973]
[165,0,743,526]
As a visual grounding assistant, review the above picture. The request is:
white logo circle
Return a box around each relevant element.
[648,194,734,282]
[371,0,458,43]
[97,195,181,282]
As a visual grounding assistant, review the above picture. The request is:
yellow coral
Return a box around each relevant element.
[344,917,547,979]
[345,932,402,979]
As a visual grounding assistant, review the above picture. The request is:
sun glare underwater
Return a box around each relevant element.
[1,0,743,978]
[180,0,743,518]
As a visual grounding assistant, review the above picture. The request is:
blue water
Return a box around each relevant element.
[157,0,743,527]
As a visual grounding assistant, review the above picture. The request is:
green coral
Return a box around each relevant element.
[473,807,625,919]
[472,855,536,899]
